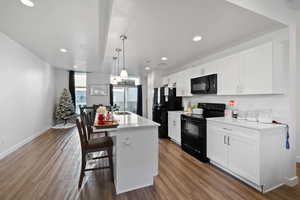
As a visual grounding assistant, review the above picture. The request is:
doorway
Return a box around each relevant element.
[113,86,138,113]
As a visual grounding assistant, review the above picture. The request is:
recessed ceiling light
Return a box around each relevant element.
[73,65,78,69]
[60,48,68,53]
[145,66,151,71]
[20,0,34,7]
[161,57,168,61]
[193,35,203,42]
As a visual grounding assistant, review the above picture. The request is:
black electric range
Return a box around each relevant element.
[181,103,225,162]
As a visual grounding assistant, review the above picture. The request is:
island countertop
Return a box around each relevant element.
[93,112,160,132]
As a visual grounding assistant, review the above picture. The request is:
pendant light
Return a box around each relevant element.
[115,48,122,82]
[111,56,118,85]
[120,35,128,79]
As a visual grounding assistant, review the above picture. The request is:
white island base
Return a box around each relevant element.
[93,113,159,194]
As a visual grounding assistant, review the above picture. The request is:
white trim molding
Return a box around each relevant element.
[0,127,50,160]
[285,176,299,187]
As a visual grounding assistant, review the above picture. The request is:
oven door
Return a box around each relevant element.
[181,116,206,151]
[191,76,210,94]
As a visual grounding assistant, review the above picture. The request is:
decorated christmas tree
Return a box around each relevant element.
[55,88,75,121]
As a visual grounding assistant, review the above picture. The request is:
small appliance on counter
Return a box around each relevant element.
[181,103,225,162]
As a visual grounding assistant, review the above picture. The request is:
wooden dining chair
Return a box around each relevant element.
[80,111,108,140]
[76,119,114,189]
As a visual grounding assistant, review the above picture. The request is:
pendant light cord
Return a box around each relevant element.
[117,51,120,74]
[122,37,125,70]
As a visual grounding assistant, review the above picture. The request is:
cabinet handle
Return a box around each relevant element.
[223,127,232,131]
[227,136,230,146]
[224,135,227,145]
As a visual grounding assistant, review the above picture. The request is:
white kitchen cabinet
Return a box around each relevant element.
[207,126,228,167]
[176,70,193,97]
[207,118,287,193]
[163,41,287,96]
[217,41,287,95]
[239,42,273,94]
[168,111,183,145]
[227,130,260,184]
[217,54,241,95]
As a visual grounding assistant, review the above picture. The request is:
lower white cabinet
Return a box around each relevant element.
[207,119,286,193]
[168,111,183,145]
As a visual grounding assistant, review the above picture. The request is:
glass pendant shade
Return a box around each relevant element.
[120,69,128,79]
[116,76,122,82]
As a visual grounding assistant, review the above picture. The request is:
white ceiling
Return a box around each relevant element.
[0,0,112,72]
[0,0,286,76]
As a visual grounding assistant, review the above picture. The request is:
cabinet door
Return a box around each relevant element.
[176,71,192,97]
[240,42,273,94]
[207,125,228,167]
[174,113,182,144]
[168,114,175,140]
[227,132,260,184]
[217,54,241,95]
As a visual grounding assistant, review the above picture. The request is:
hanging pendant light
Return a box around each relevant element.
[120,35,128,79]
[115,48,122,82]
[111,56,118,85]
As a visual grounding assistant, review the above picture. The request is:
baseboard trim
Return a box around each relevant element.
[0,126,50,160]
[285,176,299,187]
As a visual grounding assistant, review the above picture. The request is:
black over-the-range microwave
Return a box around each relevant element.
[190,74,217,94]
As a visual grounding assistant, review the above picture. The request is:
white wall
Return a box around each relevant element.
[147,71,163,119]
[86,72,111,105]
[296,13,300,163]
[0,32,56,159]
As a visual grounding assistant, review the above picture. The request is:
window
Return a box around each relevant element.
[113,87,138,113]
[75,72,87,113]
[112,77,140,114]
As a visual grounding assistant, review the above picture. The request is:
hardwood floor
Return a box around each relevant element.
[0,128,299,200]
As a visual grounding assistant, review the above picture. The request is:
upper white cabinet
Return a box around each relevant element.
[239,42,273,95]
[217,54,241,95]
[217,41,287,95]
[163,41,288,96]
[176,70,193,97]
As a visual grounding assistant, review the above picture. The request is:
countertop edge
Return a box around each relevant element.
[207,117,286,130]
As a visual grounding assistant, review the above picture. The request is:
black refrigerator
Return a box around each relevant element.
[152,87,182,138]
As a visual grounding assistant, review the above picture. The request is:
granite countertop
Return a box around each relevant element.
[207,117,286,130]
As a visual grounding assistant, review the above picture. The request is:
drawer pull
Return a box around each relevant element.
[223,127,232,131]
[228,136,230,146]
[224,135,227,145]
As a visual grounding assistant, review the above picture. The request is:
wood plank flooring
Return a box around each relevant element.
[0,128,299,200]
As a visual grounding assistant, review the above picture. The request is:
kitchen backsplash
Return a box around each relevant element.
[182,94,289,123]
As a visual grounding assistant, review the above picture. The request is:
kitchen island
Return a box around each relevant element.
[93,112,160,194]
